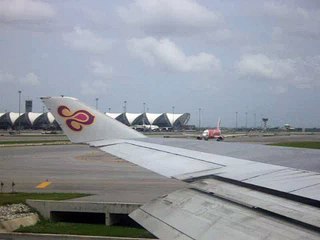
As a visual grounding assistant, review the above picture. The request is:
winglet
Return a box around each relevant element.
[41,96,145,143]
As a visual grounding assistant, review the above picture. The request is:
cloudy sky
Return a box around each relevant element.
[0,0,319,128]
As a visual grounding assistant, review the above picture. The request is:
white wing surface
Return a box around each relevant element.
[42,96,320,240]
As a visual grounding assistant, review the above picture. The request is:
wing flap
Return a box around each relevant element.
[130,208,192,240]
[191,179,320,229]
[130,187,320,240]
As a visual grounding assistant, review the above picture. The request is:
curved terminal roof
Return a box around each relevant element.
[0,111,190,129]
[106,113,122,119]
[125,113,143,125]
[0,112,58,130]
[166,113,183,126]
[9,113,22,125]
[47,112,55,124]
[27,112,43,124]
[146,113,162,125]
[107,112,190,128]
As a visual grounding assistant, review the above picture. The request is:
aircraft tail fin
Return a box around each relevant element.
[41,96,145,143]
[217,118,221,130]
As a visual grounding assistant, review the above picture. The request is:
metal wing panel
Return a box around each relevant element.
[125,140,251,166]
[191,179,320,229]
[130,188,320,240]
[293,184,320,200]
[94,139,320,202]
[244,169,320,192]
[130,208,192,240]
[202,163,287,181]
[100,143,222,178]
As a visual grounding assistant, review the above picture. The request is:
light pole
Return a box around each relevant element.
[123,100,127,112]
[108,107,111,113]
[235,111,238,129]
[172,106,175,131]
[95,98,99,110]
[245,112,248,129]
[142,102,146,130]
[18,90,21,134]
[198,108,201,131]
[254,112,256,129]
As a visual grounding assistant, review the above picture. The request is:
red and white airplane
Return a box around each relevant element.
[200,118,224,141]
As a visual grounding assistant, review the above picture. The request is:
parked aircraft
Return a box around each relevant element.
[42,96,320,240]
[132,124,160,131]
[199,118,223,141]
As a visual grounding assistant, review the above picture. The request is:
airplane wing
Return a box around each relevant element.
[42,96,320,240]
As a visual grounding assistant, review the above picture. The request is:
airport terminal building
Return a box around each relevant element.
[0,111,190,130]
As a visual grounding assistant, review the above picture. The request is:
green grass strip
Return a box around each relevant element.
[0,192,89,206]
[269,141,320,149]
[17,221,155,238]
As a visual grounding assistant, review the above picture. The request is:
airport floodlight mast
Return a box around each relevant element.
[235,111,238,129]
[262,118,268,130]
[123,100,127,112]
[95,98,99,110]
[108,107,111,113]
[18,90,21,134]
[198,108,201,131]
[172,106,175,130]
[245,112,248,129]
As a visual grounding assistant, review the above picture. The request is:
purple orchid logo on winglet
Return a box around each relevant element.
[57,105,95,132]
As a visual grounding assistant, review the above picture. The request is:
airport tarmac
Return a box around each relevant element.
[0,134,319,203]
[224,133,320,144]
[0,144,185,203]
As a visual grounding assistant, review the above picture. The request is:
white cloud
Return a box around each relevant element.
[209,28,232,42]
[269,85,288,95]
[237,54,294,80]
[0,0,55,22]
[80,80,109,96]
[118,0,221,35]
[264,2,320,38]
[127,37,221,73]
[63,27,112,54]
[237,54,320,90]
[20,72,40,86]
[90,61,113,79]
[81,61,113,96]
[0,71,40,86]
[264,2,309,19]
[0,70,15,83]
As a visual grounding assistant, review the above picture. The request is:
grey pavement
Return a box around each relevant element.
[0,144,185,203]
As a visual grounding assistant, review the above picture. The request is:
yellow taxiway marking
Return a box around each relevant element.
[36,181,52,189]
